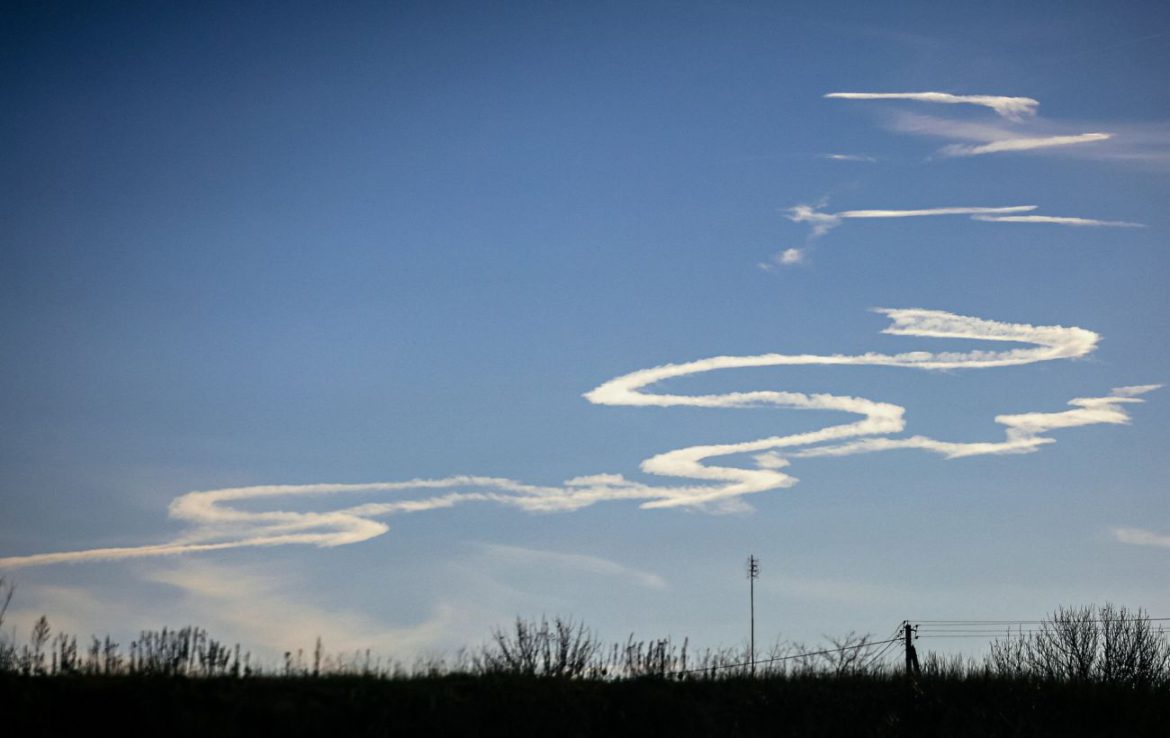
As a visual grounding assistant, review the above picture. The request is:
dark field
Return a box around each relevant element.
[6,672,1170,738]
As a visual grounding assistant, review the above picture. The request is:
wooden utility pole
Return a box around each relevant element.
[748,555,759,674]
[904,622,919,675]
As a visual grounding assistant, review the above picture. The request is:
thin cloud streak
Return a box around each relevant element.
[785,203,1037,238]
[823,153,877,162]
[837,206,1037,218]
[890,113,1111,151]
[472,543,668,590]
[785,203,1142,243]
[1111,527,1170,548]
[887,112,1148,163]
[828,92,1163,166]
[941,132,1111,156]
[0,309,1153,568]
[972,215,1145,228]
[825,91,1039,119]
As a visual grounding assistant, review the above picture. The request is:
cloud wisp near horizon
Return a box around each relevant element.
[0,309,1155,570]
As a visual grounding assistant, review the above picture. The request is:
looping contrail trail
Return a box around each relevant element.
[0,309,1155,569]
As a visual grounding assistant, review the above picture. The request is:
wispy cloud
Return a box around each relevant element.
[1111,527,1170,548]
[144,561,459,657]
[758,248,806,270]
[823,153,877,162]
[0,309,1151,569]
[887,111,1141,162]
[890,111,1018,144]
[836,206,1037,219]
[784,202,1143,243]
[763,574,903,607]
[471,543,667,590]
[826,91,1168,167]
[825,91,1039,120]
[779,247,805,264]
[3,561,461,661]
[785,203,1037,238]
[972,215,1145,228]
[941,132,1111,157]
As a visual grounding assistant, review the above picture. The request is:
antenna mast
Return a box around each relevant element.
[747,554,759,674]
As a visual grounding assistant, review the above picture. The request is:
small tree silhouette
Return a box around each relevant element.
[478,616,601,678]
[30,615,51,675]
[0,578,14,671]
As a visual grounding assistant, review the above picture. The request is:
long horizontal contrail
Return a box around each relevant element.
[825,92,1039,119]
[785,204,1037,237]
[972,214,1145,228]
[785,203,1143,241]
[0,309,1154,569]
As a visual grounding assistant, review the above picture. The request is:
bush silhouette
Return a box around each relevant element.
[988,603,1170,686]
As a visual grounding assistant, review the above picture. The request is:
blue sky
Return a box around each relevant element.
[2,1,1169,662]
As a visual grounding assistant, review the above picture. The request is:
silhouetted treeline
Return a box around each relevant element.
[4,582,1170,736]
[3,607,1168,686]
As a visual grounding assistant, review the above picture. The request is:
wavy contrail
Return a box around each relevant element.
[0,309,1155,569]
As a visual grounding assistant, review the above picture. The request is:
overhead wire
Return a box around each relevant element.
[859,625,906,670]
[666,615,1170,677]
[669,635,903,677]
[912,617,1170,625]
[908,615,1170,642]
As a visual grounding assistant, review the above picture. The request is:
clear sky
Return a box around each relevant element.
[2,0,1169,663]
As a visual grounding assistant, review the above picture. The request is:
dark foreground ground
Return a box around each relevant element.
[5,673,1170,737]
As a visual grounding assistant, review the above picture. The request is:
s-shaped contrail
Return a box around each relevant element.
[0,308,1156,568]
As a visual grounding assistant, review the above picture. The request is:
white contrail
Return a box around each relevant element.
[836,206,1038,219]
[825,92,1039,119]
[972,214,1145,228]
[785,204,1037,237]
[791,386,1155,460]
[0,309,1154,569]
[785,203,1142,241]
[941,132,1111,156]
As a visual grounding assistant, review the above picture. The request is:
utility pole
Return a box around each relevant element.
[747,554,759,674]
[904,622,919,675]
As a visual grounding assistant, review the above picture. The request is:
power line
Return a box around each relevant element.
[916,632,1047,636]
[908,615,1170,641]
[916,627,1050,632]
[860,626,906,670]
[666,613,1170,678]
[911,617,1170,625]
[669,636,903,677]
[917,634,1040,640]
